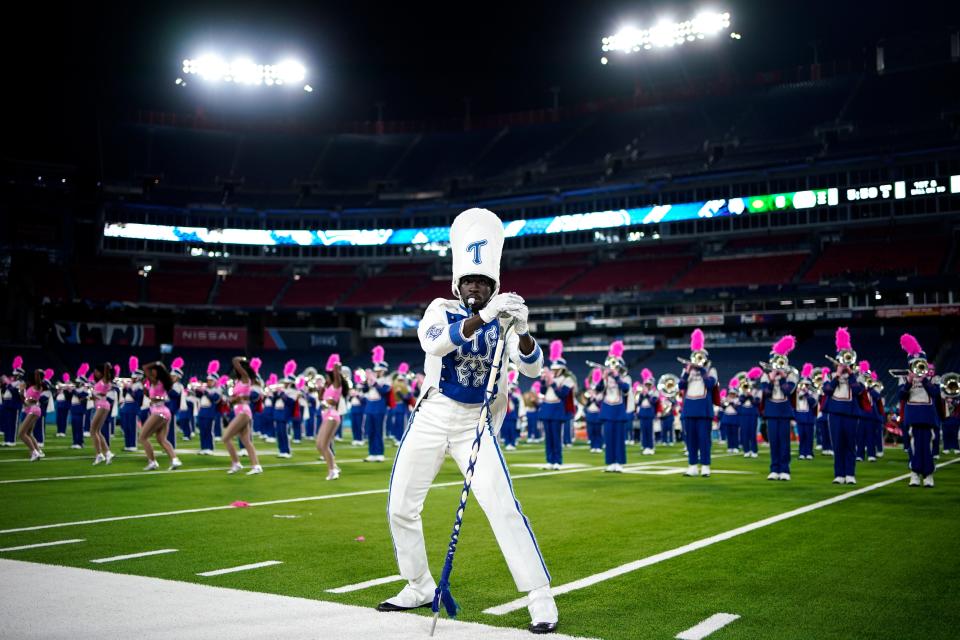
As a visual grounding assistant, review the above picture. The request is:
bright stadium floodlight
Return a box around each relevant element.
[601,9,732,62]
[181,52,312,91]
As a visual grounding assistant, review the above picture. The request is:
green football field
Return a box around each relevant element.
[2,423,958,640]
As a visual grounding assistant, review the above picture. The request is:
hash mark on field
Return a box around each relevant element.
[0,539,85,552]
[676,613,741,639]
[90,549,178,563]
[197,560,283,577]
[325,574,404,593]
[483,456,960,615]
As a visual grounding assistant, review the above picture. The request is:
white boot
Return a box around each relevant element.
[922,475,934,488]
[845,475,856,485]
[767,472,779,480]
[832,476,844,484]
[527,585,559,633]
[779,473,791,481]
[377,573,436,611]
[908,472,921,487]
[700,465,711,477]
[684,465,698,477]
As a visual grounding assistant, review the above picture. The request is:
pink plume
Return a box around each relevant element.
[729,376,740,389]
[283,359,297,378]
[78,363,90,378]
[114,364,121,377]
[171,357,184,370]
[772,335,796,356]
[549,340,564,361]
[747,367,762,380]
[801,363,813,378]
[508,370,518,384]
[267,373,278,386]
[12,356,23,370]
[218,375,229,386]
[821,367,830,378]
[398,362,410,374]
[249,358,262,374]
[354,371,363,384]
[296,376,306,390]
[44,368,54,381]
[858,360,871,373]
[325,354,340,372]
[129,356,139,373]
[531,381,542,393]
[372,345,385,363]
[835,327,851,351]
[207,360,220,376]
[720,389,727,399]
[871,371,878,380]
[899,333,923,357]
[189,376,198,384]
[591,368,603,384]
[690,328,705,352]
[61,373,70,383]
[608,340,624,358]
[640,368,652,382]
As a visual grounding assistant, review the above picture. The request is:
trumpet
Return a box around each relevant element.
[889,358,930,379]
[585,360,605,370]
[941,372,960,399]
[677,355,711,370]
[825,349,857,369]
[812,370,824,392]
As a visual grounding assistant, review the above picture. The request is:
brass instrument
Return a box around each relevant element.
[657,373,679,399]
[889,358,930,379]
[811,369,824,392]
[677,350,710,369]
[585,360,605,370]
[392,373,411,397]
[797,380,811,394]
[825,349,857,369]
[940,372,960,399]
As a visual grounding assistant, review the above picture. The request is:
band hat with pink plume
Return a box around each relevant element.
[206,360,221,380]
[549,340,567,369]
[747,367,763,380]
[641,368,654,383]
[61,372,71,383]
[325,354,341,372]
[770,335,796,358]
[129,356,142,377]
[283,359,298,382]
[607,340,626,369]
[834,327,854,358]
[899,333,927,363]
[11,356,24,375]
[449,207,504,300]
[801,363,814,379]
[170,357,185,377]
[371,345,389,371]
[690,329,707,355]
[76,362,90,382]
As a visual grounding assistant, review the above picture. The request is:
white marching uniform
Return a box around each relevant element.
[387,297,548,593]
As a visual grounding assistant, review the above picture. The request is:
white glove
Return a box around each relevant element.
[509,304,530,335]
[479,293,524,323]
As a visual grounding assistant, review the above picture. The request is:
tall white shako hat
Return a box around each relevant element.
[449,208,504,301]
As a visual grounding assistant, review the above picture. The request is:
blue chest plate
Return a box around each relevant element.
[440,313,500,404]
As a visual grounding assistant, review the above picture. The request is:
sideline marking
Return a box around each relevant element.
[197,560,283,577]
[676,613,741,640]
[91,549,178,563]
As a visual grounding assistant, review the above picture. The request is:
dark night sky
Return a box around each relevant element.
[4,0,958,166]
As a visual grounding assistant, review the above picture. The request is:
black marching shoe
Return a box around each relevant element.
[376,600,431,612]
[528,622,558,634]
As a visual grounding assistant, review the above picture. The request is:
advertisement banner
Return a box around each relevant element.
[876,305,960,319]
[174,326,247,348]
[263,328,353,351]
[53,322,155,346]
[657,314,724,328]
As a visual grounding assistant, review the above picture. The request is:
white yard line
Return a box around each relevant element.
[90,549,178,563]
[1,558,594,640]
[326,575,405,594]
[483,456,960,615]
[0,455,708,535]
[0,538,85,552]
[676,613,741,640]
[196,560,283,577]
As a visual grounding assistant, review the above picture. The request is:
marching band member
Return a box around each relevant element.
[853,361,879,462]
[273,360,298,459]
[166,358,186,451]
[196,360,222,455]
[739,368,762,459]
[795,364,817,460]
[526,382,542,443]
[362,347,390,462]
[658,379,677,447]
[822,328,864,485]
[140,362,182,471]
[897,334,940,487]
[585,368,603,452]
[2,356,26,446]
[388,363,414,444]
[17,369,45,460]
[223,356,263,475]
[866,370,885,461]
[55,372,71,438]
[316,354,347,480]
[637,369,657,455]
[262,373,278,443]
[942,378,960,454]
[88,362,117,465]
[501,368,521,450]
[596,340,630,473]
[349,370,366,445]
[815,367,833,456]
[679,329,719,478]
[304,372,320,441]
[720,377,741,453]
[380,207,557,633]
[540,340,573,470]
[291,376,307,445]
[68,364,90,449]
[119,357,143,452]
[761,336,798,481]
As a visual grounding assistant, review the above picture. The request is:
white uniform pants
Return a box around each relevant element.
[387,390,550,592]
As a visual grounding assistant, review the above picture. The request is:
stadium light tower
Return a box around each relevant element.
[177,52,312,92]
[600,9,738,63]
